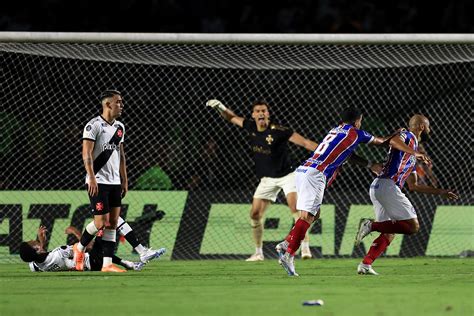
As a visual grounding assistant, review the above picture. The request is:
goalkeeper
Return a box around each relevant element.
[207,99,318,261]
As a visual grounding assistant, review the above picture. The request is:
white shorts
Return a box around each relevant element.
[295,166,326,216]
[369,178,417,221]
[253,172,296,202]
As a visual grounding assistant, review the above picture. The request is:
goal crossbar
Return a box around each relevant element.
[0,32,473,44]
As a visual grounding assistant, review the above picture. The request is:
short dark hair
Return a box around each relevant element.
[339,107,362,125]
[251,99,270,111]
[100,89,121,102]
[19,242,38,262]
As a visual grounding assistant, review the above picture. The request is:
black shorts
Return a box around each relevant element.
[87,183,122,216]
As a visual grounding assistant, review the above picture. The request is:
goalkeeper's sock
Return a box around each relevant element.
[371,220,412,234]
[362,234,391,265]
[286,219,310,255]
[250,218,264,250]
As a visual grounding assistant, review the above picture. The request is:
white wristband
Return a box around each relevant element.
[367,160,373,169]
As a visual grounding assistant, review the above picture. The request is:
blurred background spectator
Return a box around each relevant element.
[0,0,472,33]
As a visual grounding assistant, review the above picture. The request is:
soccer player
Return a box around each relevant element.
[74,90,128,272]
[207,99,318,261]
[355,114,459,275]
[274,107,429,276]
[19,225,166,272]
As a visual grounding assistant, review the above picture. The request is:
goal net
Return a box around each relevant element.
[0,34,472,263]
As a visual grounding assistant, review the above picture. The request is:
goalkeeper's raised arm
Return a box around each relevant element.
[206,99,244,127]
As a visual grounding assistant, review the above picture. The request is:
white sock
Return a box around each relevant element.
[301,241,310,250]
[103,257,112,266]
[135,244,146,256]
[255,247,263,255]
[77,243,86,252]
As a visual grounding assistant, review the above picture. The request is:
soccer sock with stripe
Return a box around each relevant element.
[77,221,99,252]
[285,219,310,255]
[371,220,413,234]
[362,233,391,265]
[102,228,116,267]
[116,217,147,255]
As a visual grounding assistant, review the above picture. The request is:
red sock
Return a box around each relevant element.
[362,234,391,265]
[371,220,412,234]
[285,219,310,255]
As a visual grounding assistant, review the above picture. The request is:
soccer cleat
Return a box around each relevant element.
[279,252,298,276]
[357,262,379,275]
[276,241,288,265]
[101,264,127,273]
[73,243,85,271]
[133,262,145,271]
[245,253,264,262]
[140,247,166,263]
[301,247,312,260]
[355,218,373,245]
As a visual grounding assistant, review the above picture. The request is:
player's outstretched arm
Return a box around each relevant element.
[37,225,48,252]
[348,154,383,175]
[389,136,430,164]
[206,99,244,128]
[406,173,459,200]
[289,132,318,151]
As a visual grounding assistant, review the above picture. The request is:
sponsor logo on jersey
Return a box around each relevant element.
[86,125,92,131]
[102,143,119,151]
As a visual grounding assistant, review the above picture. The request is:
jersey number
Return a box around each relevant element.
[314,133,337,155]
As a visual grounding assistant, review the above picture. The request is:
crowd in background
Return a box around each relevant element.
[0,0,472,33]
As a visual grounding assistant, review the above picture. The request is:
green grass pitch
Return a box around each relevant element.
[0,258,472,316]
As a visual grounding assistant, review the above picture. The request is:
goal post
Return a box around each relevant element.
[0,33,472,263]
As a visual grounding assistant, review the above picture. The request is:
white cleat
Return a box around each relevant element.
[140,247,166,263]
[357,262,379,275]
[279,252,298,276]
[276,241,288,265]
[355,218,373,245]
[245,253,264,262]
[301,247,312,260]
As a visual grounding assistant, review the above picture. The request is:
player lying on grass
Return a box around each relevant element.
[20,220,165,272]
[355,114,459,275]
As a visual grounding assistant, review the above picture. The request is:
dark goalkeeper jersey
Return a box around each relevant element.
[242,119,294,178]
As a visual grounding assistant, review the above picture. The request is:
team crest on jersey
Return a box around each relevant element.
[266,134,274,145]
[101,123,108,127]
[117,129,123,138]
[96,202,104,211]
[86,125,92,131]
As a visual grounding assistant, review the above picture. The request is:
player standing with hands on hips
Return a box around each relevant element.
[74,90,128,272]
[355,114,459,275]
[207,99,318,261]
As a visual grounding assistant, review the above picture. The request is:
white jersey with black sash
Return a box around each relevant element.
[82,115,125,185]
[29,246,75,272]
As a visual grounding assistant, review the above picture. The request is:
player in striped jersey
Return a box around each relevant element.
[75,90,128,272]
[275,107,428,276]
[355,114,459,275]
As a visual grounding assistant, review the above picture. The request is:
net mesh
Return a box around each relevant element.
[0,41,472,263]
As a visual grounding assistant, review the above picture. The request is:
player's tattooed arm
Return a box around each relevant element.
[82,139,98,196]
[120,143,128,197]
